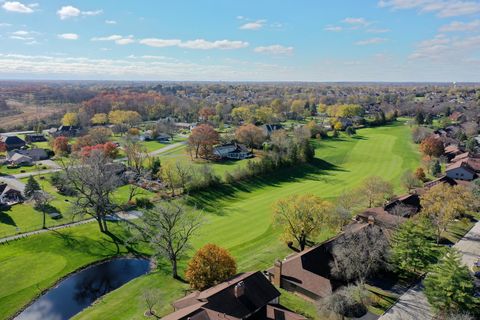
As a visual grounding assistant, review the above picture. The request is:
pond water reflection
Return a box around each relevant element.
[16,258,150,320]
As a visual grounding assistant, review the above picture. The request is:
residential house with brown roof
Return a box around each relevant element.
[162,271,306,320]
[446,161,477,181]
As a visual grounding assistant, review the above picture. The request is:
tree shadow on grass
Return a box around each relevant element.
[0,207,16,227]
[185,158,345,215]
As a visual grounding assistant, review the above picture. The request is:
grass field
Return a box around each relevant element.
[0,174,156,238]
[0,121,421,320]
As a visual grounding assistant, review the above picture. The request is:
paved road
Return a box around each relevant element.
[379,219,480,320]
[454,220,480,269]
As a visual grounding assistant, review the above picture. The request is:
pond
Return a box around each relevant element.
[16,258,150,320]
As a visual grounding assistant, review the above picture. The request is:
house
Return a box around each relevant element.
[0,183,23,205]
[445,161,476,181]
[175,122,197,131]
[266,237,341,301]
[162,271,306,320]
[1,136,26,151]
[7,153,33,166]
[25,133,47,143]
[383,193,421,217]
[53,125,80,137]
[355,207,407,228]
[213,143,252,160]
[156,133,172,143]
[262,124,283,136]
[8,148,48,162]
[444,145,462,160]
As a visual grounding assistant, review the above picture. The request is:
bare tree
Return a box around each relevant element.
[62,150,122,233]
[123,135,150,202]
[142,288,162,317]
[360,176,394,208]
[318,285,369,320]
[131,202,203,278]
[330,225,390,285]
[32,190,55,229]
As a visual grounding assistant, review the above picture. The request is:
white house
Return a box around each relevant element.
[213,143,252,160]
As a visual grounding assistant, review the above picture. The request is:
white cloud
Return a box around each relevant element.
[367,28,391,33]
[254,44,294,55]
[324,25,343,32]
[105,20,117,24]
[139,38,182,47]
[239,20,266,30]
[0,23,12,27]
[91,34,134,45]
[342,17,372,26]
[58,33,79,40]
[439,19,480,32]
[355,37,388,45]
[139,38,249,50]
[57,5,102,20]
[2,1,34,13]
[409,34,480,60]
[379,0,480,17]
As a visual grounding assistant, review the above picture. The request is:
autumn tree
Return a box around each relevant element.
[187,124,219,159]
[422,184,475,243]
[186,244,237,290]
[62,112,78,126]
[161,160,192,196]
[255,106,277,124]
[235,124,266,152]
[415,167,426,182]
[401,170,422,191]
[231,106,254,123]
[90,113,108,125]
[290,99,305,119]
[130,202,203,278]
[273,194,334,251]
[390,217,437,274]
[198,106,216,121]
[360,176,394,207]
[52,136,69,156]
[424,249,478,316]
[420,136,444,158]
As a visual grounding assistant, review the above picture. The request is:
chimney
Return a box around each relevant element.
[273,260,282,287]
[234,281,245,298]
[368,215,375,225]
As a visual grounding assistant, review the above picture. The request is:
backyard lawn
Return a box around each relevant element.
[0,175,156,238]
[0,121,421,319]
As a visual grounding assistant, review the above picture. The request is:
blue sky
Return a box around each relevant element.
[0,0,479,81]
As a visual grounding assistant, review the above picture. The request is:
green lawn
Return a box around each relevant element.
[0,175,156,238]
[0,121,421,319]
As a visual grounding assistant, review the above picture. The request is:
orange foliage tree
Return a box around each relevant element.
[52,136,69,156]
[420,136,444,158]
[187,124,219,159]
[235,124,266,152]
[185,243,237,290]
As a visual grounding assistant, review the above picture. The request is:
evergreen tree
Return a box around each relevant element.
[345,126,356,136]
[415,111,425,125]
[425,113,433,125]
[390,217,437,274]
[430,160,441,176]
[24,176,41,198]
[424,249,478,315]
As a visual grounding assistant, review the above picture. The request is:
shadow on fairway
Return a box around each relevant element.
[0,208,16,227]
[185,158,345,215]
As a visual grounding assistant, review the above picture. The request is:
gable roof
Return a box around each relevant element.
[2,136,26,147]
[357,207,406,228]
[166,272,281,320]
[446,160,476,175]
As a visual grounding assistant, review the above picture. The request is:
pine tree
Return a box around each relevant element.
[415,111,425,125]
[424,249,478,315]
[425,113,433,125]
[390,217,437,274]
[24,176,41,198]
[430,160,441,176]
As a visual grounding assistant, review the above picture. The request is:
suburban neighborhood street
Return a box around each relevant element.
[379,220,480,320]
